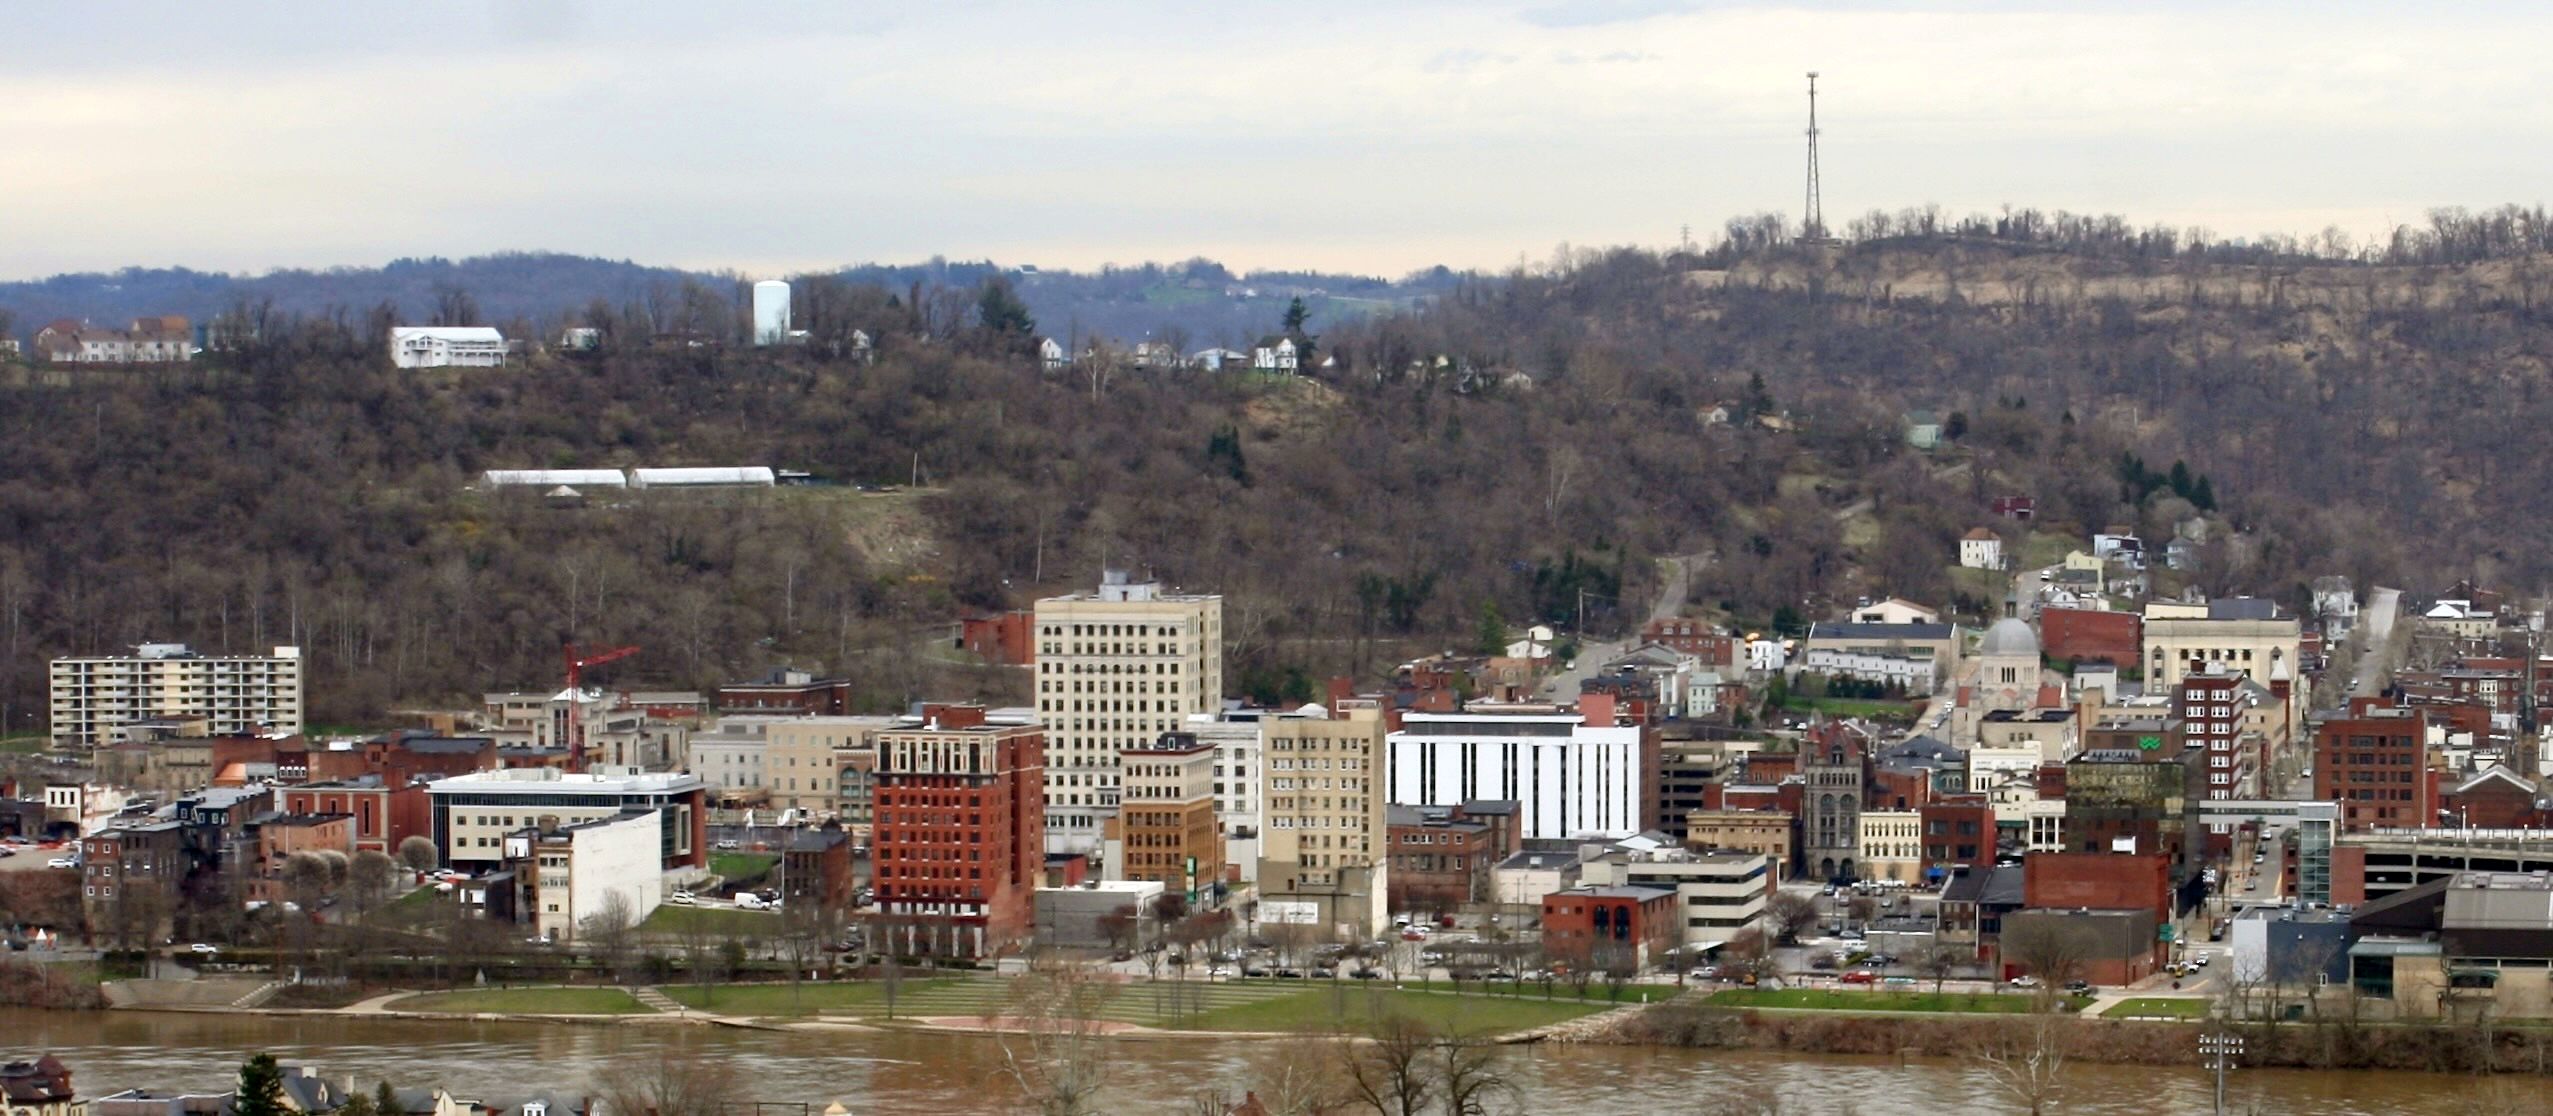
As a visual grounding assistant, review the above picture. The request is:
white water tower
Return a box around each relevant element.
[753,280,791,346]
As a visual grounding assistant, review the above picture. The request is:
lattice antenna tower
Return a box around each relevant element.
[1803,71,1828,242]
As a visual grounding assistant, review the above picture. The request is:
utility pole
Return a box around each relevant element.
[2199,1031,2243,1114]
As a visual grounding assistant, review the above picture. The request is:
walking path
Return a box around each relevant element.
[631,986,684,1013]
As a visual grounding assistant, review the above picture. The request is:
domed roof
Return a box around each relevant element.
[1980,618,2040,658]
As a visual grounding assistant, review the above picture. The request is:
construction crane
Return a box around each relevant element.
[562,642,640,773]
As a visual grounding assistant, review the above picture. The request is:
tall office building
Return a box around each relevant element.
[49,643,304,746]
[869,710,1046,958]
[1032,570,1222,853]
[1258,705,1391,939]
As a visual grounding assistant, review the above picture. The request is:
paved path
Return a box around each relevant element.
[2351,586,2402,699]
[632,986,684,1013]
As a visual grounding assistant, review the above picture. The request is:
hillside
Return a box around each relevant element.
[3,221,2551,734]
[0,254,1464,355]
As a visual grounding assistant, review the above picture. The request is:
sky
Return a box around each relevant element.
[4,0,2550,279]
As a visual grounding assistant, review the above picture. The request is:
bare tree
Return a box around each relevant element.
[1999,918,2093,1003]
[1339,1012,1435,1116]
[1764,891,1819,945]
[1913,941,1962,997]
[396,836,439,878]
[1430,1018,1518,1116]
[1970,1011,2069,1115]
[579,890,637,981]
[1243,1034,1349,1116]
[992,959,1116,1116]
[589,1042,738,1116]
[348,850,399,917]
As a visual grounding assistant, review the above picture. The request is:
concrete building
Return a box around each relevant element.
[869,713,1045,958]
[2142,599,2303,724]
[511,809,664,943]
[1973,619,2042,714]
[426,767,706,872]
[1386,706,1647,841]
[49,643,304,746]
[390,326,507,369]
[688,722,768,795]
[1185,711,1269,881]
[1256,706,1390,940]
[1801,622,1960,675]
[1034,879,1165,949]
[1107,732,1222,899]
[1683,809,1793,879]
[1577,845,1773,950]
[2182,665,2264,802]
[1033,570,1224,854]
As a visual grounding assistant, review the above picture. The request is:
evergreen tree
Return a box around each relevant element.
[2191,475,2217,511]
[1281,297,1311,336]
[1204,424,1248,484]
[375,1081,401,1116]
[1942,411,1968,441]
[973,277,1036,345]
[1474,601,1507,656]
[235,1056,286,1116]
[2167,459,2194,500]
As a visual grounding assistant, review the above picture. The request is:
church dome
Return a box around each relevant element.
[1980,617,2040,658]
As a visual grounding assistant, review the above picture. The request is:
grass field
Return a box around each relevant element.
[667,978,1631,1033]
[640,904,778,936]
[709,853,778,880]
[661,979,960,1016]
[1782,696,1921,720]
[2103,997,2212,1019]
[390,987,652,1015]
[1706,988,2043,1014]
[0,735,47,755]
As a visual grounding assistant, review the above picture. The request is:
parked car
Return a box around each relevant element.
[668,890,697,906]
[45,857,77,870]
[1275,968,1305,979]
[1243,964,1270,977]
[1839,970,1877,985]
[2008,975,2041,989]
[1350,968,1382,980]
[189,943,220,955]
[1692,965,1721,980]
[1811,956,1838,970]
[2063,980,2092,994]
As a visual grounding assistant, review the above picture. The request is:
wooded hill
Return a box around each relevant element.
[3,210,2550,732]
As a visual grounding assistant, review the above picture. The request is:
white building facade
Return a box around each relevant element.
[1033,571,1224,854]
[390,326,507,369]
[518,809,664,943]
[1386,710,1643,841]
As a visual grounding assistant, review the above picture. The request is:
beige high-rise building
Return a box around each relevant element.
[49,643,303,746]
[1256,704,1390,939]
[762,715,895,829]
[1033,570,1222,853]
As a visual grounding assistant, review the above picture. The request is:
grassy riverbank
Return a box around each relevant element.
[387,987,653,1015]
[660,978,1648,1033]
[1705,988,2047,1014]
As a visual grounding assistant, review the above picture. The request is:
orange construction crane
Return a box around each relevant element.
[562,642,640,773]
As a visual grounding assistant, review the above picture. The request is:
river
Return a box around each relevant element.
[2,1008,2518,1114]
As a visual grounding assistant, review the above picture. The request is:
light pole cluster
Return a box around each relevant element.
[2199,1031,2244,1114]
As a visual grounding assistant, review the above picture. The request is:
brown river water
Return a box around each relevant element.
[1,1008,2524,1114]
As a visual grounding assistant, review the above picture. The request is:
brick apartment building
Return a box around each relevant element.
[2315,701,2437,831]
[1109,732,1223,898]
[960,611,1036,666]
[1386,800,1522,912]
[1637,619,1739,667]
[869,710,1046,958]
[716,669,857,715]
[1921,798,1996,877]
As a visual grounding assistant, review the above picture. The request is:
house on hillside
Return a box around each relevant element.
[1037,337,1069,371]
[1960,528,2003,571]
[1992,495,2036,521]
[1251,337,1299,374]
[33,317,194,364]
[389,327,506,369]
[1904,410,1942,450]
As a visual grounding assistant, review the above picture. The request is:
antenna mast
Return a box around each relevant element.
[1803,71,1828,243]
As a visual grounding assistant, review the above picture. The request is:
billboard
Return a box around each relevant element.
[1260,900,1321,926]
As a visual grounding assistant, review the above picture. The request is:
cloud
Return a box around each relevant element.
[1519,0,1697,29]
[1425,48,1521,74]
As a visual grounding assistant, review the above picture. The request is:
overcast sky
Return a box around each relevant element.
[5,1,2548,279]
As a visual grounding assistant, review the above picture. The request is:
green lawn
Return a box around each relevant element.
[1706,988,2044,1014]
[640,903,778,936]
[0,735,47,755]
[389,987,652,1015]
[709,853,778,879]
[2103,997,2212,1019]
[1783,696,1922,720]
[660,979,959,1016]
[1176,987,1619,1034]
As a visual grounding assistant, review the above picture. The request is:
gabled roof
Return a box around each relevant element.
[2455,766,2539,797]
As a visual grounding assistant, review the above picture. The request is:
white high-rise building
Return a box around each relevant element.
[1033,570,1223,854]
[49,643,304,746]
[1386,706,1645,841]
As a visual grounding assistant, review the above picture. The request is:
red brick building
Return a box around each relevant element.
[2039,608,2141,667]
[960,611,1036,666]
[2179,667,2257,801]
[307,733,495,786]
[2440,767,2545,829]
[2022,851,2170,918]
[1540,884,1679,970]
[869,711,1045,958]
[717,669,856,715]
[1921,798,1996,876]
[2314,701,2436,831]
[1387,801,1523,913]
[279,778,430,855]
[1638,619,1739,668]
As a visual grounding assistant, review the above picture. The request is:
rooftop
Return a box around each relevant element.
[426,767,704,795]
[1807,622,1956,641]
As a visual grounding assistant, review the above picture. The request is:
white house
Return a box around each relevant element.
[1746,637,1788,674]
[1797,647,1941,695]
[1038,337,1069,371]
[1251,337,1299,374]
[391,326,507,369]
[1959,528,2003,571]
[558,327,600,351]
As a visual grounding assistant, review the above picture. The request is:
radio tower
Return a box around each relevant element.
[1802,71,1830,243]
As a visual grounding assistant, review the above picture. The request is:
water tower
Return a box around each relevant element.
[752,280,791,346]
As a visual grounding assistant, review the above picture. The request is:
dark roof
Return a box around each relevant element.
[1558,885,1675,902]
[2206,597,2284,621]
[1807,622,1956,642]
[1980,865,2027,906]
[787,828,848,853]
[2353,877,2450,934]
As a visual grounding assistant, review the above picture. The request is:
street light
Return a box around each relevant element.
[2199,1032,2244,1114]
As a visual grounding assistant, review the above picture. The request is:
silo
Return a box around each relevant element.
[753,280,791,346]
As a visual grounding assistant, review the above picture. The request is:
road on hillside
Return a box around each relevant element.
[1540,553,1709,699]
[2351,586,2402,699]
